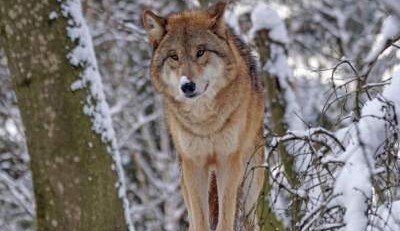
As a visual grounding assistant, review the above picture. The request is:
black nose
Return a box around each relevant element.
[181,81,196,96]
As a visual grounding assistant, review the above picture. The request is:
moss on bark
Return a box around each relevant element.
[254,30,301,231]
[0,1,128,230]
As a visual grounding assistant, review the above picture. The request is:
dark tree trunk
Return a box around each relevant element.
[0,1,128,230]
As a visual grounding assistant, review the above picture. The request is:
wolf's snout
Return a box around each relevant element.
[181,81,196,97]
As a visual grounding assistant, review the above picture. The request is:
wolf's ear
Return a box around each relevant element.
[207,1,227,38]
[142,10,166,47]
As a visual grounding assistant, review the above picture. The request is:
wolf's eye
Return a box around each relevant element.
[170,54,179,61]
[196,49,205,58]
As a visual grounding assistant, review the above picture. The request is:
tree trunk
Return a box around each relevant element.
[254,30,299,231]
[0,1,128,230]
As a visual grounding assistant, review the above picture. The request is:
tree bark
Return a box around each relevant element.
[0,1,128,230]
[254,30,299,231]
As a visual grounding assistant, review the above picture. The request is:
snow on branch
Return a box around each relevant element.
[369,201,400,230]
[334,69,400,231]
[382,0,400,18]
[249,3,303,131]
[0,171,34,217]
[60,0,134,230]
[249,3,289,44]
[275,127,345,150]
[364,14,400,65]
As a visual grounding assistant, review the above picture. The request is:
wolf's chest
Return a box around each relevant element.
[174,122,242,163]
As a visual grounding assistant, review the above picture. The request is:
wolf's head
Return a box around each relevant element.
[143,2,239,102]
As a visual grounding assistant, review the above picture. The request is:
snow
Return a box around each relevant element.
[60,1,134,230]
[268,165,291,227]
[382,0,400,18]
[334,69,400,231]
[49,11,59,20]
[70,79,84,91]
[229,4,302,131]
[247,4,303,130]
[185,0,200,8]
[369,201,400,230]
[0,171,34,217]
[224,4,252,35]
[364,15,400,63]
[249,3,289,43]
[1,1,400,230]
[259,3,400,227]
[382,16,400,39]
[334,150,372,231]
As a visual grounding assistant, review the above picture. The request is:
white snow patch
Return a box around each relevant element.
[263,43,303,130]
[70,79,83,91]
[49,11,59,20]
[334,69,400,231]
[249,3,289,43]
[268,165,291,226]
[224,4,252,35]
[382,0,400,18]
[248,4,302,130]
[368,201,400,230]
[365,15,400,63]
[60,1,134,230]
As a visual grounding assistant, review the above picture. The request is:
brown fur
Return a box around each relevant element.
[143,2,265,230]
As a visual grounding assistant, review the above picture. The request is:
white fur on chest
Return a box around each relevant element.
[183,98,214,120]
[176,120,242,164]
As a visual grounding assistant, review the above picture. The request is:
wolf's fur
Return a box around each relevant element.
[143,2,265,230]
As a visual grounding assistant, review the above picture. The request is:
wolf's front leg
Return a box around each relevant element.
[216,154,244,231]
[181,158,210,231]
[180,176,193,227]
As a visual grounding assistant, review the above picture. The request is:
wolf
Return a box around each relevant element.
[143,2,265,230]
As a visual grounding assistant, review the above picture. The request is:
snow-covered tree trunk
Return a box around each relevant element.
[0,0,130,230]
[250,4,302,230]
[253,28,289,231]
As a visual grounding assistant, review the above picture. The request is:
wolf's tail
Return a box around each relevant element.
[209,172,218,230]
